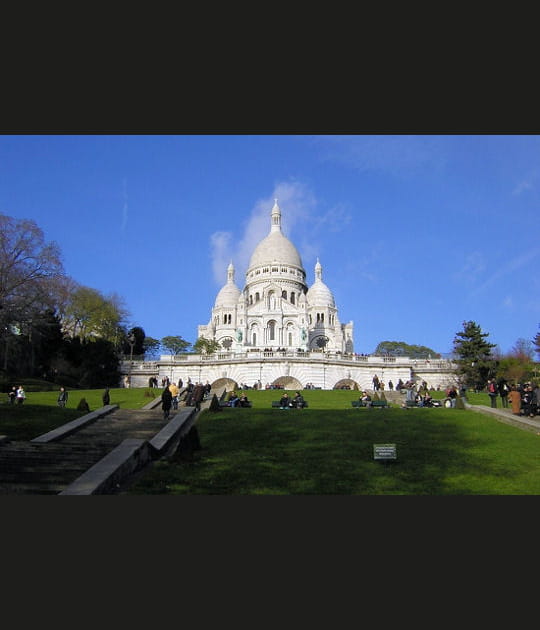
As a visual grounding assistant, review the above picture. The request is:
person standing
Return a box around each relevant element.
[532,383,540,417]
[57,387,69,408]
[8,386,17,404]
[498,380,509,408]
[508,386,521,415]
[447,385,458,408]
[102,387,110,406]
[16,386,26,405]
[521,385,534,418]
[487,379,498,408]
[169,381,179,410]
[161,385,173,420]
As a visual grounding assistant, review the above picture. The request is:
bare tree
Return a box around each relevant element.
[0,213,64,328]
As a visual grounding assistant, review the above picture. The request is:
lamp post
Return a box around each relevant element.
[127,332,135,386]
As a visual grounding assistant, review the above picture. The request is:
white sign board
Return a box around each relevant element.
[373,443,397,461]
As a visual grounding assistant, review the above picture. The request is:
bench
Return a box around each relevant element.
[351,400,390,408]
[272,400,308,408]
[219,399,252,408]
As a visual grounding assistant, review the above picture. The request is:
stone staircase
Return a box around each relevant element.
[0,407,169,495]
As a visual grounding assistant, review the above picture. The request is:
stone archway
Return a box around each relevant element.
[273,376,303,390]
[333,378,359,390]
[211,377,238,393]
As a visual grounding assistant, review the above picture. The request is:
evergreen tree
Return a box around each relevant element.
[533,330,540,361]
[452,321,497,388]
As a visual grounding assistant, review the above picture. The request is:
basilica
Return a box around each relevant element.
[122,201,456,391]
[197,200,354,355]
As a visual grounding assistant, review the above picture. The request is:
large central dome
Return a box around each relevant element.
[247,200,304,271]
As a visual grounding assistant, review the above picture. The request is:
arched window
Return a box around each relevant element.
[255,292,260,302]
[268,320,276,341]
[288,332,292,346]
[252,332,257,346]
[290,292,295,304]
[282,290,287,300]
[249,295,253,305]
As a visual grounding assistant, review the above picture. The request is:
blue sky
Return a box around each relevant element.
[1,134,539,356]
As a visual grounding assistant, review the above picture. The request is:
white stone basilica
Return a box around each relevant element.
[122,200,457,392]
[197,200,354,355]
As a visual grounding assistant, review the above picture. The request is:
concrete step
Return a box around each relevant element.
[0,407,171,495]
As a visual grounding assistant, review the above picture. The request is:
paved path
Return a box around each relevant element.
[464,401,540,433]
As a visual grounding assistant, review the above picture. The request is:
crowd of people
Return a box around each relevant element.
[487,379,539,417]
[7,385,26,405]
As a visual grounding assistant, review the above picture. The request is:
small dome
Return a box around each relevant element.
[214,283,241,308]
[306,258,335,308]
[307,282,335,308]
[214,261,241,308]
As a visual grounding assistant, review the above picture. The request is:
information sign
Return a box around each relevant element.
[373,443,397,460]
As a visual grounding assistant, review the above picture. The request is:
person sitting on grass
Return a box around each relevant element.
[279,393,291,409]
[228,390,240,407]
[292,391,305,409]
[239,392,250,407]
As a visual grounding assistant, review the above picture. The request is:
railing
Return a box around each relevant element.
[134,352,455,369]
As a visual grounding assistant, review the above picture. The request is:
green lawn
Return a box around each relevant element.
[127,389,540,495]
[0,387,159,441]
[3,386,537,494]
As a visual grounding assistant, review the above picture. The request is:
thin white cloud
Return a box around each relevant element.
[309,135,446,177]
[210,231,233,285]
[209,180,317,286]
[512,180,533,195]
[512,168,539,195]
[472,247,540,295]
[311,203,353,233]
[452,251,486,286]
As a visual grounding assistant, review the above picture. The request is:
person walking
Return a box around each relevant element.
[487,379,498,408]
[161,385,173,420]
[57,387,69,408]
